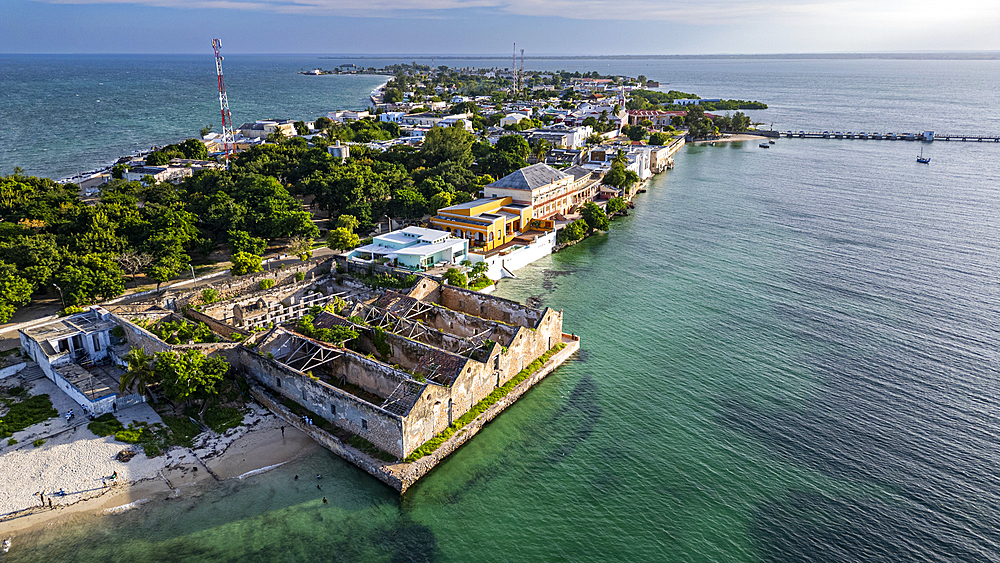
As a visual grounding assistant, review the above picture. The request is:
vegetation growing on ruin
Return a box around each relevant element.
[404,342,567,462]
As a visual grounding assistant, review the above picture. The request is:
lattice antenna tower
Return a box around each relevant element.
[212,39,235,164]
[512,43,517,97]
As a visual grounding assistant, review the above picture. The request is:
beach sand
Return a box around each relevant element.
[0,404,319,536]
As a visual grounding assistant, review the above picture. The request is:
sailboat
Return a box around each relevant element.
[917,147,930,164]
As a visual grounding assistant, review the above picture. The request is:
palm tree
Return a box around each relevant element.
[532,139,552,163]
[119,348,157,397]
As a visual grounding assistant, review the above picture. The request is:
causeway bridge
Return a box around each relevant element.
[756,130,1000,142]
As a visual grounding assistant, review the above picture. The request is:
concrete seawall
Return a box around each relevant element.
[250,334,580,493]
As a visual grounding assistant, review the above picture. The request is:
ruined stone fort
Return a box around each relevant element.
[23,257,578,491]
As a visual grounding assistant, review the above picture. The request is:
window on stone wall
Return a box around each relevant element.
[331,404,336,415]
[276,377,281,387]
[481,304,488,316]
[361,419,368,429]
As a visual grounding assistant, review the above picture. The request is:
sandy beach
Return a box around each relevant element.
[0,402,320,536]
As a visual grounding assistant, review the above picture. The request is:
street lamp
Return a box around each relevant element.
[187,263,196,282]
[384,214,391,233]
[52,283,65,310]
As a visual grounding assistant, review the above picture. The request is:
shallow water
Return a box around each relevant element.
[4,56,1000,562]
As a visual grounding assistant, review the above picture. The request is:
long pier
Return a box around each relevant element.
[759,130,1000,142]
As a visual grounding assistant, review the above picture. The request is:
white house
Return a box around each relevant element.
[500,113,531,127]
[347,226,468,271]
[19,307,142,416]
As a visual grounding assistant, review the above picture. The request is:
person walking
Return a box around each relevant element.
[280,426,285,438]
[322,497,328,504]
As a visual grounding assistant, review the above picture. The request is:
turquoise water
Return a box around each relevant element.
[4,57,1000,561]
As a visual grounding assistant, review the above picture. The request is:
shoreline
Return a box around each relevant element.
[0,406,321,537]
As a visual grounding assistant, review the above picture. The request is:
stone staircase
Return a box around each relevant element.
[18,363,46,384]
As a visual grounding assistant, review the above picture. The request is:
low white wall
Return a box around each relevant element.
[0,361,27,380]
[473,231,556,280]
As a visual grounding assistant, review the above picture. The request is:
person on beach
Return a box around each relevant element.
[294,474,298,480]
[280,426,285,438]
[48,499,52,508]
[316,474,322,479]
[323,497,328,504]
[316,484,322,490]
[111,471,117,480]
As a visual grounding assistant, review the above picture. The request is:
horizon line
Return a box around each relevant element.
[3,50,1000,60]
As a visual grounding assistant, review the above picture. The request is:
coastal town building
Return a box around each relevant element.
[483,163,601,221]
[346,226,468,271]
[237,119,296,140]
[327,110,370,122]
[19,308,141,416]
[429,197,533,252]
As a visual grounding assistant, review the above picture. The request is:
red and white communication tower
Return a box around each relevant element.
[212,39,235,162]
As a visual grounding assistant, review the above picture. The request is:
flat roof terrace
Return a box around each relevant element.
[54,363,122,401]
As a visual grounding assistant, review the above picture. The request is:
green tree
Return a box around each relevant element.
[327,228,360,251]
[607,197,627,215]
[480,151,528,180]
[648,132,670,145]
[428,191,453,214]
[177,139,209,160]
[230,252,263,276]
[443,267,468,288]
[286,236,314,260]
[228,229,267,256]
[581,202,610,232]
[155,349,229,410]
[420,125,475,168]
[388,188,427,219]
[0,262,32,323]
[55,253,126,305]
[622,125,647,142]
[336,214,360,232]
[556,219,587,244]
[119,347,157,396]
[200,124,213,137]
[495,135,530,159]
[294,121,309,136]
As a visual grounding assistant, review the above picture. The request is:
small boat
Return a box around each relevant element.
[759,143,769,148]
[768,140,775,144]
[917,147,930,163]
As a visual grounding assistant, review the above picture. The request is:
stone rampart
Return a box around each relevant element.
[393,335,579,491]
[249,385,404,491]
[249,335,579,493]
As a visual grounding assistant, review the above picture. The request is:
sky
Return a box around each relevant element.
[3,0,1000,55]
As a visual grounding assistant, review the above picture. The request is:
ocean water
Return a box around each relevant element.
[0,55,387,179]
[4,57,1000,562]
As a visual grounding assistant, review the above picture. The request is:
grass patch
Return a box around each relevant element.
[7,438,16,446]
[0,394,58,438]
[88,413,124,436]
[161,416,200,448]
[33,439,45,447]
[404,343,566,463]
[204,404,243,434]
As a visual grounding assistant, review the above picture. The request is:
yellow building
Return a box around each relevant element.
[429,197,536,252]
